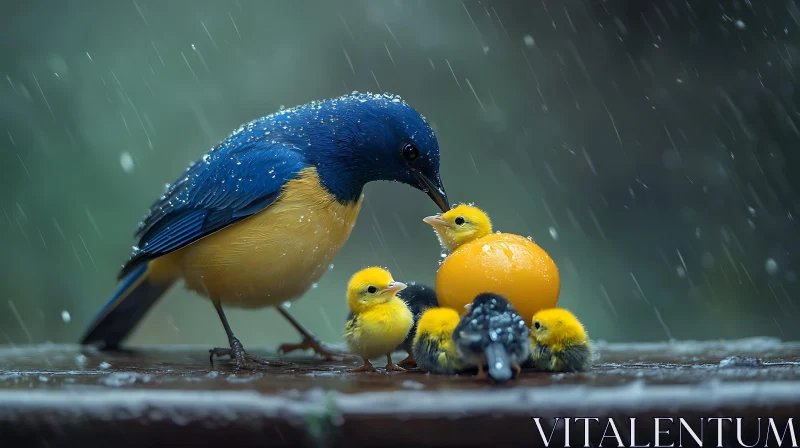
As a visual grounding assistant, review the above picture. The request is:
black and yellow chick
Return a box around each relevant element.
[344,267,413,372]
[452,293,530,382]
[530,308,593,373]
[412,307,462,374]
[395,283,439,367]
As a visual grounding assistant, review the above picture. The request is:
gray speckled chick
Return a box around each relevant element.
[452,293,530,383]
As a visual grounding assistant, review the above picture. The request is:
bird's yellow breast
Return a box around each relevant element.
[345,299,413,360]
[153,167,363,308]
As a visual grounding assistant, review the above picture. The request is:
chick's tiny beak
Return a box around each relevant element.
[423,215,448,228]
[384,281,407,295]
[411,169,450,212]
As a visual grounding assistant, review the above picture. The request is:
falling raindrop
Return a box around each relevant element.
[229,12,242,39]
[201,21,218,49]
[61,310,71,323]
[523,35,535,48]
[765,258,779,275]
[445,59,462,91]
[548,226,558,240]
[120,152,135,173]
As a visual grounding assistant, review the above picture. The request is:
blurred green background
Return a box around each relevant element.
[2,0,798,348]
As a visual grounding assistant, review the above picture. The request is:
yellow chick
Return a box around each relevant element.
[422,204,493,253]
[344,267,413,372]
[424,204,561,325]
[412,307,462,374]
[530,308,593,373]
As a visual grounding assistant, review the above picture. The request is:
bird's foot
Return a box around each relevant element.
[475,364,490,381]
[350,360,377,373]
[398,354,417,368]
[512,363,522,377]
[278,336,350,361]
[385,363,406,372]
[210,337,291,370]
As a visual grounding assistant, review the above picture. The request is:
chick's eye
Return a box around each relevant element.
[367,286,377,294]
[454,216,465,225]
[534,321,541,330]
[402,143,420,161]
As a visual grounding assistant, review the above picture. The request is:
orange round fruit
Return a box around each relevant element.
[435,233,560,324]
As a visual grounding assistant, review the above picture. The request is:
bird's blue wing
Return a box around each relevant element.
[119,136,307,280]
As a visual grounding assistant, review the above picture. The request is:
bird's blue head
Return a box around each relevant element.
[291,92,450,212]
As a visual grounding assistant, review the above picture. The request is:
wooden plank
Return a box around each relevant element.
[0,340,798,447]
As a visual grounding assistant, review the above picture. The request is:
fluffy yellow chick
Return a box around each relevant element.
[412,307,462,374]
[422,204,493,253]
[344,267,413,372]
[530,308,593,373]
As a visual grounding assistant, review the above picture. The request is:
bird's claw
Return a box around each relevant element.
[278,337,350,361]
[512,363,522,377]
[397,354,417,368]
[209,347,267,370]
[350,360,378,373]
[475,364,490,381]
[385,363,406,372]
[209,346,234,364]
[210,338,292,370]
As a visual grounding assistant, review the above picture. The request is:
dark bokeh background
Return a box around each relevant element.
[1,0,798,347]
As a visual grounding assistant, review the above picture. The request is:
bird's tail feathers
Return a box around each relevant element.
[485,341,513,382]
[80,262,174,349]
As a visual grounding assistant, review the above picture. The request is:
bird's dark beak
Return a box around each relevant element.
[411,169,450,212]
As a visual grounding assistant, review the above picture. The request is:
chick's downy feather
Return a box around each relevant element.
[530,308,592,373]
[395,283,438,353]
[413,307,461,374]
[345,303,413,360]
[343,267,413,361]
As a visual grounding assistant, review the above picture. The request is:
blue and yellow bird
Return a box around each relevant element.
[80,92,450,369]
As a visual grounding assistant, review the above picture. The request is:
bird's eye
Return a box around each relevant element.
[454,216,465,225]
[367,286,377,294]
[402,143,420,161]
[534,321,541,330]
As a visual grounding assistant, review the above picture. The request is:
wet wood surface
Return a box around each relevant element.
[0,338,799,447]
